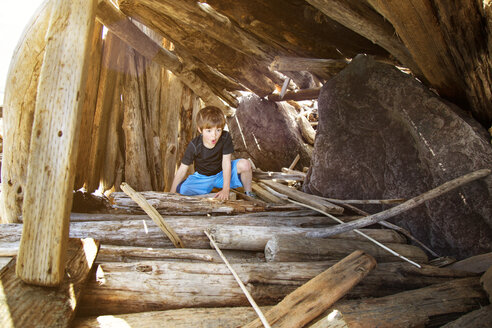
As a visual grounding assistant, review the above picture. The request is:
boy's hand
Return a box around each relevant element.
[214,189,230,200]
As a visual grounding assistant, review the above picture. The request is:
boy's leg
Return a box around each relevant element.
[236,158,253,193]
[178,172,215,195]
[213,159,244,190]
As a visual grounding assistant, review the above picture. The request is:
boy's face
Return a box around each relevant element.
[199,126,223,148]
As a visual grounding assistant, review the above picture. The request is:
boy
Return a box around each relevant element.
[170,106,255,200]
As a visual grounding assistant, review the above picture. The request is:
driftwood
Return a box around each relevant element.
[260,180,344,214]
[269,56,349,80]
[446,252,492,273]
[265,235,428,263]
[481,265,492,303]
[109,191,264,215]
[253,170,306,182]
[296,115,316,145]
[16,0,97,286]
[267,88,321,102]
[73,306,271,328]
[440,305,492,328]
[251,182,286,204]
[310,277,487,328]
[243,251,376,328]
[76,260,475,316]
[307,169,491,239]
[209,225,406,251]
[0,238,99,328]
[120,183,184,247]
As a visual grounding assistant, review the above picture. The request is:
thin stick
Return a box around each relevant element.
[204,230,271,328]
[288,154,300,170]
[306,169,491,239]
[287,199,421,268]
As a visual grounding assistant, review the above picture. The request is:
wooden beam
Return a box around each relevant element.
[1,238,99,328]
[267,88,321,102]
[16,0,97,287]
[270,56,349,80]
[243,250,376,328]
[1,0,52,223]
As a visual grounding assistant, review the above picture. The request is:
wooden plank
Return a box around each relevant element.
[1,0,52,223]
[243,250,376,328]
[265,235,428,264]
[16,0,97,286]
[0,238,99,328]
[260,179,344,214]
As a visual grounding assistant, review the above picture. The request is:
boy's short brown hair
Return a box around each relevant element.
[196,106,226,130]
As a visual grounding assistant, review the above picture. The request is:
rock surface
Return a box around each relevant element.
[227,94,312,171]
[304,55,492,259]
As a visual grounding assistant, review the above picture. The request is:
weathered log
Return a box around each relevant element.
[253,170,306,182]
[209,225,406,251]
[296,115,316,145]
[265,235,428,264]
[1,238,99,328]
[307,169,491,239]
[269,56,349,80]
[251,182,286,204]
[267,88,321,102]
[244,250,376,328]
[440,305,492,328]
[109,191,265,215]
[16,0,97,286]
[73,307,270,328]
[1,0,52,223]
[260,180,344,214]
[310,277,488,328]
[481,265,492,303]
[446,252,492,274]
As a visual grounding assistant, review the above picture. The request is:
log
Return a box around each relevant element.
[307,169,491,239]
[251,182,285,204]
[446,252,492,274]
[265,235,428,264]
[209,225,406,251]
[310,277,488,328]
[1,0,52,223]
[267,87,321,102]
[75,260,477,316]
[109,191,265,215]
[0,238,99,328]
[73,306,270,328]
[481,265,492,303]
[296,115,316,145]
[269,56,349,80]
[260,180,344,214]
[243,251,376,328]
[254,170,306,182]
[16,0,97,286]
[440,305,492,328]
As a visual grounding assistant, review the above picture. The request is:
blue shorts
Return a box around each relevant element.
[177,159,243,196]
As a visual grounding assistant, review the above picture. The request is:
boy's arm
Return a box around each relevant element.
[170,163,190,193]
[214,154,232,200]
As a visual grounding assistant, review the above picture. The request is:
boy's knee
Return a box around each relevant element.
[237,159,251,173]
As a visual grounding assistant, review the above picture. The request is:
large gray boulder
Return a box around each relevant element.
[227,94,312,171]
[304,55,492,259]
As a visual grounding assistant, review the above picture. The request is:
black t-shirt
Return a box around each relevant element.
[181,131,234,176]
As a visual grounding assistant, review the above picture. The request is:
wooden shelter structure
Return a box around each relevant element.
[1,0,492,326]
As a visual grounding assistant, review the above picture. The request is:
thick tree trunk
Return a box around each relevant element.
[265,235,428,264]
[1,0,52,223]
[16,0,97,286]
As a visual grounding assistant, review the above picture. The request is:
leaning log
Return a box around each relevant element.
[446,252,492,273]
[310,277,488,328]
[77,260,475,316]
[16,0,97,286]
[243,250,376,328]
[0,238,99,328]
[265,235,428,263]
[209,225,406,251]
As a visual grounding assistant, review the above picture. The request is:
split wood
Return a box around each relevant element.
[204,230,271,328]
[307,169,491,239]
[120,182,184,248]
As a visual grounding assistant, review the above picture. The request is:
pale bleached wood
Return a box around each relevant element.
[120,182,184,248]
[309,277,487,328]
[267,88,321,102]
[251,182,285,204]
[243,251,376,328]
[269,56,348,80]
[307,169,491,239]
[265,235,428,264]
[73,306,271,328]
[16,0,97,286]
[209,225,406,251]
[260,179,344,214]
[446,252,492,274]
[74,22,103,190]
[1,0,52,223]
[296,115,316,145]
[1,238,99,328]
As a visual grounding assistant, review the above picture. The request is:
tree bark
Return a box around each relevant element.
[265,235,428,264]
[243,251,376,328]
[0,238,99,328]
[16,0,97,286]
[1,0,52,223]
